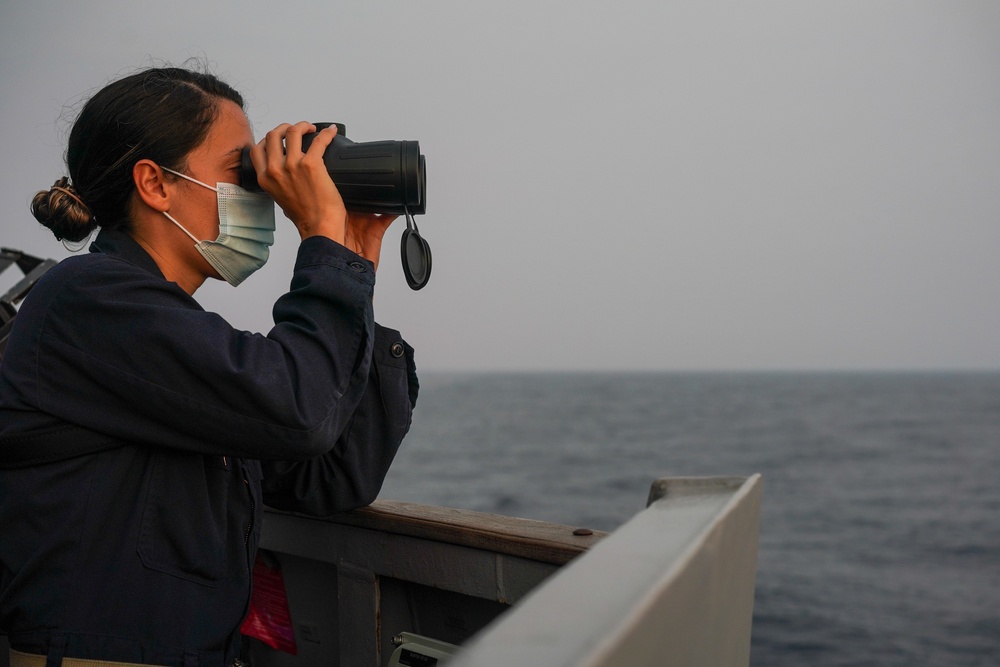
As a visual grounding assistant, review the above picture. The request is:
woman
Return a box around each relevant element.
[0,66,417,666]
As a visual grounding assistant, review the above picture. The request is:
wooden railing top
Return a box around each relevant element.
[267,499,607,565]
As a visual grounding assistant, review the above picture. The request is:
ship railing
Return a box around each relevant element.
[249,474,762,667]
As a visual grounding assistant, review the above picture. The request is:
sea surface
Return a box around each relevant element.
[378,371,1000,667]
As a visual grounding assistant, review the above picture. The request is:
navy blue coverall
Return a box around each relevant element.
[0,228,418,666]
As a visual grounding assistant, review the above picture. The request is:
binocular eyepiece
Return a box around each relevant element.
[240,123,431,290]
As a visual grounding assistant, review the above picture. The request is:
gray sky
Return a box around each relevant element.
[2,1,998,372]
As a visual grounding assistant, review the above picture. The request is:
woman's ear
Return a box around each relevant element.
[133,159,171,212]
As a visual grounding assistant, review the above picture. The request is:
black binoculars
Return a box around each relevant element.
[240,123,431,290]
[240,123,425,215]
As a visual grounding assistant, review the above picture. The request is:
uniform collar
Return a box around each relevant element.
[89,228,165,280]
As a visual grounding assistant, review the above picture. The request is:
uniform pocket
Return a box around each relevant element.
[375,356,413,433]
[137,451,228,587]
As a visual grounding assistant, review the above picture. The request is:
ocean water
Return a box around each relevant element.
[378,372,1000,667]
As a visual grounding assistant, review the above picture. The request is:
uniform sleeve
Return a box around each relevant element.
[259,323,418,515]
[17,237,412,462]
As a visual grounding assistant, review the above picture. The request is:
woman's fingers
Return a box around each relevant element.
[262,123,291,174]
[281,122,313,168]
[249,123,286,182]
[305,124,337,158]
[256,122,314,177]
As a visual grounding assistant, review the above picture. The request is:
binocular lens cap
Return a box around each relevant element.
[401,228,431,290]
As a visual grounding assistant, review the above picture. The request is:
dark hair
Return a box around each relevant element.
[31,66,245,242]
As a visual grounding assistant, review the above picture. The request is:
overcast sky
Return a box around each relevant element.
[1,1,998,372]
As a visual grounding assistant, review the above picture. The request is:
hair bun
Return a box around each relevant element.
[30,177,97,242]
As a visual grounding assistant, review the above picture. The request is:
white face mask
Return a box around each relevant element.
[161,167,276,286]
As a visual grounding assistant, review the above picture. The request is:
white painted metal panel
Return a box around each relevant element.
[448,475,762,667]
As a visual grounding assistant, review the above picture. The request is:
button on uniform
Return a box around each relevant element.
[349,261,366,272]
[390,342,405,358]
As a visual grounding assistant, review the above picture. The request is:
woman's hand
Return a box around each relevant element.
[248,122,348,242]
[344,212,398,272]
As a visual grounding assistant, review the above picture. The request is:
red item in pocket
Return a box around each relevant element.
[240,553,298,655]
